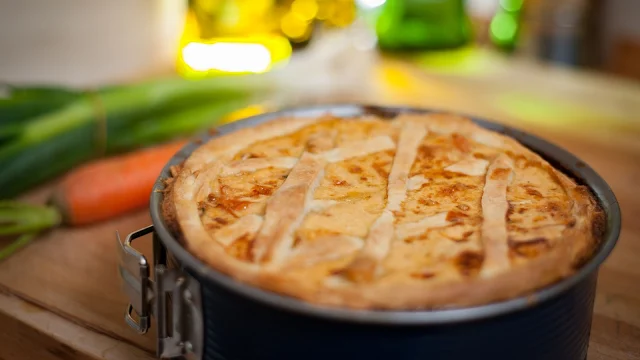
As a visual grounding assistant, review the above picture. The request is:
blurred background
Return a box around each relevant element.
[0,0,639,231]
[2,3,640,357]
[2,0,639,84]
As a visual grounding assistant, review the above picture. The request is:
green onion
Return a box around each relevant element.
[0,201,61,235]
[0,85,81,126]
[0,233,38,261]
[0,201,61,261]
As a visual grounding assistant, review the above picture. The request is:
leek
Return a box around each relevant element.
[0,75,271,198]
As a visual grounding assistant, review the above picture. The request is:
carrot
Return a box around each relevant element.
[0,140,187,261]
[50,140,187,226]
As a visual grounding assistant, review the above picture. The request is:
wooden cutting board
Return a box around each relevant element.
[1,125,639,360]
[0,187,157,356]
[1,55,640,359]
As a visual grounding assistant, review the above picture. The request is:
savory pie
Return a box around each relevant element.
[163,113,604,309]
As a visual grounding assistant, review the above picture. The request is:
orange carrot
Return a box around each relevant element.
[50,140,187,226]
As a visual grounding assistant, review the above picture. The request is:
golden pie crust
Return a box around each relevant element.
[163,113,604,310]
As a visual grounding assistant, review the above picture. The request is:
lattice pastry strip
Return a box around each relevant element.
[168,113,602,309]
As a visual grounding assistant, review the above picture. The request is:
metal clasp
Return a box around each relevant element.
[117,225,154,334]
[117,225,203,359]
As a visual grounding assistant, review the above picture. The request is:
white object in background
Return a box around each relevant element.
[355,0,386,10]
[182,42,273,73]
[0,0,186,87]
[270,26,378,103]
[466,0,499,19]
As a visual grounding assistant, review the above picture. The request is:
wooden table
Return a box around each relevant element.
[1,48,639,360]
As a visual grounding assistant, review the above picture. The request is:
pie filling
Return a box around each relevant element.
[165,113,603,309]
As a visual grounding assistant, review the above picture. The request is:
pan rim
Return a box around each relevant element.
[149,103,621,325]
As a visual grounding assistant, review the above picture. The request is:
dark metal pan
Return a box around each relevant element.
[117,104,621,360]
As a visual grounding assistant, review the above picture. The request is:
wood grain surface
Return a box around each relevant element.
[0,293,152,360]
[0,52,639,359]
[0,206,156,355]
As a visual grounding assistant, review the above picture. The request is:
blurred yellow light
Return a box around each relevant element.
[326,0,356,27]
[177,34,292,77]
[316,0,335,20]
[220,104,269,124]
[246,0,273,16]
[291,0,319,21]
[281,11,310,39]
[182,42,272,73]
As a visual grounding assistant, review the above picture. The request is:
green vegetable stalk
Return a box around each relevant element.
[0,75,272,198]
[0,202,61,261]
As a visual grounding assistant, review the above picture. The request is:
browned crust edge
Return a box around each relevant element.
[160,114,604,310]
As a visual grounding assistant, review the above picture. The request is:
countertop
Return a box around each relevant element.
[0,46,639,360]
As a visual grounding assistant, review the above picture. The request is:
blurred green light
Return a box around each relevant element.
[490,13,517,43]
[500,0,523,12]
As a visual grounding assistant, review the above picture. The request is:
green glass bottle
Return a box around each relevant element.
[489,0,523,51]
[375,0,471,51]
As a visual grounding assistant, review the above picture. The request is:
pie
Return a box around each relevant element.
[163,113,604,309]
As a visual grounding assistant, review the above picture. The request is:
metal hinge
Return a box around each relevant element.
[117,225,203,359]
